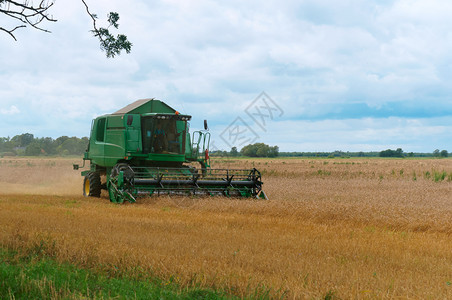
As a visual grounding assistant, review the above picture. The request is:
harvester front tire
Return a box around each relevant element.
[83,172,101,197]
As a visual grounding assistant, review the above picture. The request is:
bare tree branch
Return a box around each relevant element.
[81,0,98,35]
[0,0,56,40]
[0,24,25,40]
[1,0,132,57]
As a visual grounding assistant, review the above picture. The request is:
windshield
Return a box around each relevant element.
[142,117,186,154]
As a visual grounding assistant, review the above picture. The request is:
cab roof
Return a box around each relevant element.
[112,99,177,115]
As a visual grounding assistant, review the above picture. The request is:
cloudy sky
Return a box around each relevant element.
[1,0,451,152]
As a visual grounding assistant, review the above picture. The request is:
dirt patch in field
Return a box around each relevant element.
[0,158,80,196]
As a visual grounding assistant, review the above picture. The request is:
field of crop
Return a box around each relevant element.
[1,157,452,298]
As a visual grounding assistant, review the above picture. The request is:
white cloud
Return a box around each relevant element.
[1,105,20,115]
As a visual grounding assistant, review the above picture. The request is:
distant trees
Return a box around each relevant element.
[209,143,279,158]
[56,137,89,155]
[277,151,380,157]
[230,146,239,157]
[379,148,404,158]
[433,149,448,158]
[13,133,34,147]
[241,143,279,158]
[377,148,449,158]
[5,133,446,160]
[210,147,449,158]
[24,142,42,156]
[0,133,88,156]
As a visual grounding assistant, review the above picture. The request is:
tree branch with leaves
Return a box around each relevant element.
[81,0,131,58]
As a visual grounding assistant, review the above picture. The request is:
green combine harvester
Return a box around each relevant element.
[74,99,267,203]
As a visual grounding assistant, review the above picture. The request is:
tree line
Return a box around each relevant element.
[279,149,448,158]
[0,133,88,157]
[210,143,279,158]
[214,147,449,158]
[379,148,448,158]
[1,135,448,159]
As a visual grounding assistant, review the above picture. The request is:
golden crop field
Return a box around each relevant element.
[1,157,452,298]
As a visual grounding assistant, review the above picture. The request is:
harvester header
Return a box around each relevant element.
[74,98,267,203]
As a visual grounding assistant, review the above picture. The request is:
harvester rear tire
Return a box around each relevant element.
[83,172,101,197]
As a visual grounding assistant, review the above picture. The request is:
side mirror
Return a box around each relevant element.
[73,164,79,170]
[204,120,208,131]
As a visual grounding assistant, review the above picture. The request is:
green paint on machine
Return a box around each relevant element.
[73,98,267,203]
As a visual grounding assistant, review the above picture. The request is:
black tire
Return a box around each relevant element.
[83,172,101,197]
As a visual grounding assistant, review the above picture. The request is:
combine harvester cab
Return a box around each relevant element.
[74,99,268,203]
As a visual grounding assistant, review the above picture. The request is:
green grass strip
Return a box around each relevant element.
[0,248,229,300]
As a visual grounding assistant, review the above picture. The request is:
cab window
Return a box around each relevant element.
[142,117,186,154]
[96,118,106,142]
